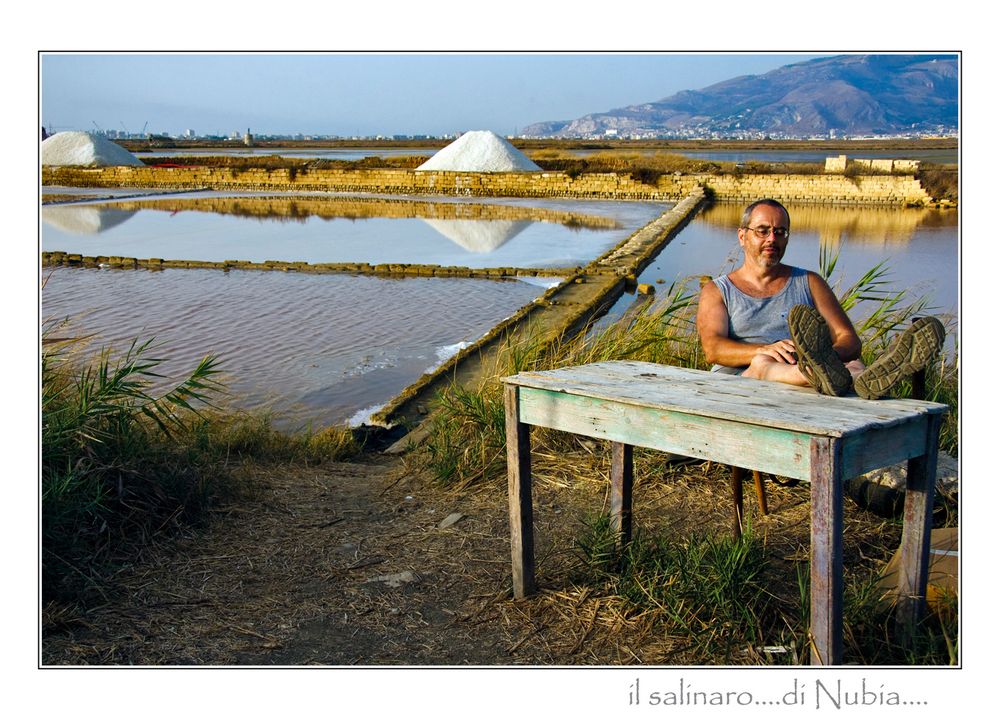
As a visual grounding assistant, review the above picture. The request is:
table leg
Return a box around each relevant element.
[505,385,535,599]
[810,436,844,665]
[753,471,769,516]
[895,414,943,642]
[610,442,633,546]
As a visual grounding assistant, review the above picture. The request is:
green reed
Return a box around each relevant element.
[42,327,358,604]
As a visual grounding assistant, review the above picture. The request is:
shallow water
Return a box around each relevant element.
[603,203,959,339]
[42,268,545,427]
[42,195,669,269]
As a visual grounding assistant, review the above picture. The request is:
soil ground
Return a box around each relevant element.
[42,443,938,667]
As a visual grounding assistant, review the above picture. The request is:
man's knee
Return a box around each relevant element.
[743,353,774,379]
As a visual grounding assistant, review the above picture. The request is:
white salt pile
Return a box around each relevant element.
[41,131,144,167]
[417,130,541,172]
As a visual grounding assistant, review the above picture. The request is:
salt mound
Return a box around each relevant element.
[41,131,144,167]
[417,130,541,172]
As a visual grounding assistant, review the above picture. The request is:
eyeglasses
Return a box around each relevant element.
[743,225,789,239]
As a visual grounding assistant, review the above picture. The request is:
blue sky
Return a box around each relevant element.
[41,53,831,137]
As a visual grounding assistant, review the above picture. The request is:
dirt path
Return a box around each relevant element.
[43,446,919,666]
[44,454,523,664]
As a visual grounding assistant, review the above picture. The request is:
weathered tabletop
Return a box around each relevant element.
[502,360,948,665]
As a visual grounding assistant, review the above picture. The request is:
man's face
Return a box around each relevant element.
[738,204,790,270]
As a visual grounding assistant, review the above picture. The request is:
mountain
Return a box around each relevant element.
[521,55,958,139]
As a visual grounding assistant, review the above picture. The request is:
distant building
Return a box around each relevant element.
[243,128,254,147]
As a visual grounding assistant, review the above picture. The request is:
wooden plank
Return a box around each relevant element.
[810,436,844,665]
[506,361,947,437]
[505,385,535,599]
[610,443,634,546]
[518,387,815,479]
[840,416,932,478]
[895,413,943,642]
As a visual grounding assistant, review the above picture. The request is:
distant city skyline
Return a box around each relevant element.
[41,53,833,138]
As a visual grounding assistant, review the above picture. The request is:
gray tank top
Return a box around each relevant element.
[711,266,815,374]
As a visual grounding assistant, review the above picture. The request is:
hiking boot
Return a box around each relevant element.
[787,304,853,396]
[854,316,946,400]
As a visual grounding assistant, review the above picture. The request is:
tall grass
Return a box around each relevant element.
[42,330,223,602]
[42,328,359,604]
[573,515,957,664]
[574,514,777,663]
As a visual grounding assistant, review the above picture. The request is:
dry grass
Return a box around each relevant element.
[917,164,959,202]
[528,149,826,182]
[42,440,955,666]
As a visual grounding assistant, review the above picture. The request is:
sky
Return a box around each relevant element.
[40,53,831,137]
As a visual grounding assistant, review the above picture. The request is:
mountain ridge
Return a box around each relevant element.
[522,54,958,139]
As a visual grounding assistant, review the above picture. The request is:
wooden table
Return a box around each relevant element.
[502,360,948,665]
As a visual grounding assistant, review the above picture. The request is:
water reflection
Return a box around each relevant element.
[97,195,620,228]
[698,203,945,247]
[41,205,137,234]
[42,195,665,269]
[422,219,530,252]
[604,201,958,325]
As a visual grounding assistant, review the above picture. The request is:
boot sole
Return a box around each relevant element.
[787,304,852,396]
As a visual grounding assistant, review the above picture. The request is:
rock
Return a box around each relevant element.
[859,454,958,494]
[366,571,420,588]
[438,512,464,529]
[637,283,655,295]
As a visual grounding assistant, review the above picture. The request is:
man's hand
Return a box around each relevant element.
[754,339,798,364]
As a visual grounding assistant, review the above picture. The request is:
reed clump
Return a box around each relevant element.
[574,514,775,662]
[41,329,359,605]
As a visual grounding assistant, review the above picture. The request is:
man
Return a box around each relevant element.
[696,198,944,398]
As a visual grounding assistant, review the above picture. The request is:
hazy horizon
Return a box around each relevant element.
[41,53,833,138]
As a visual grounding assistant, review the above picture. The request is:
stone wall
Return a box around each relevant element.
[701,172,930,205]
[824,155,922,174]
[42,165,932,205]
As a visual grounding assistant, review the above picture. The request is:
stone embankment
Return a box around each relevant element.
[41,252,563,280]
[372,190,708,434]
[42,165,933,205]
